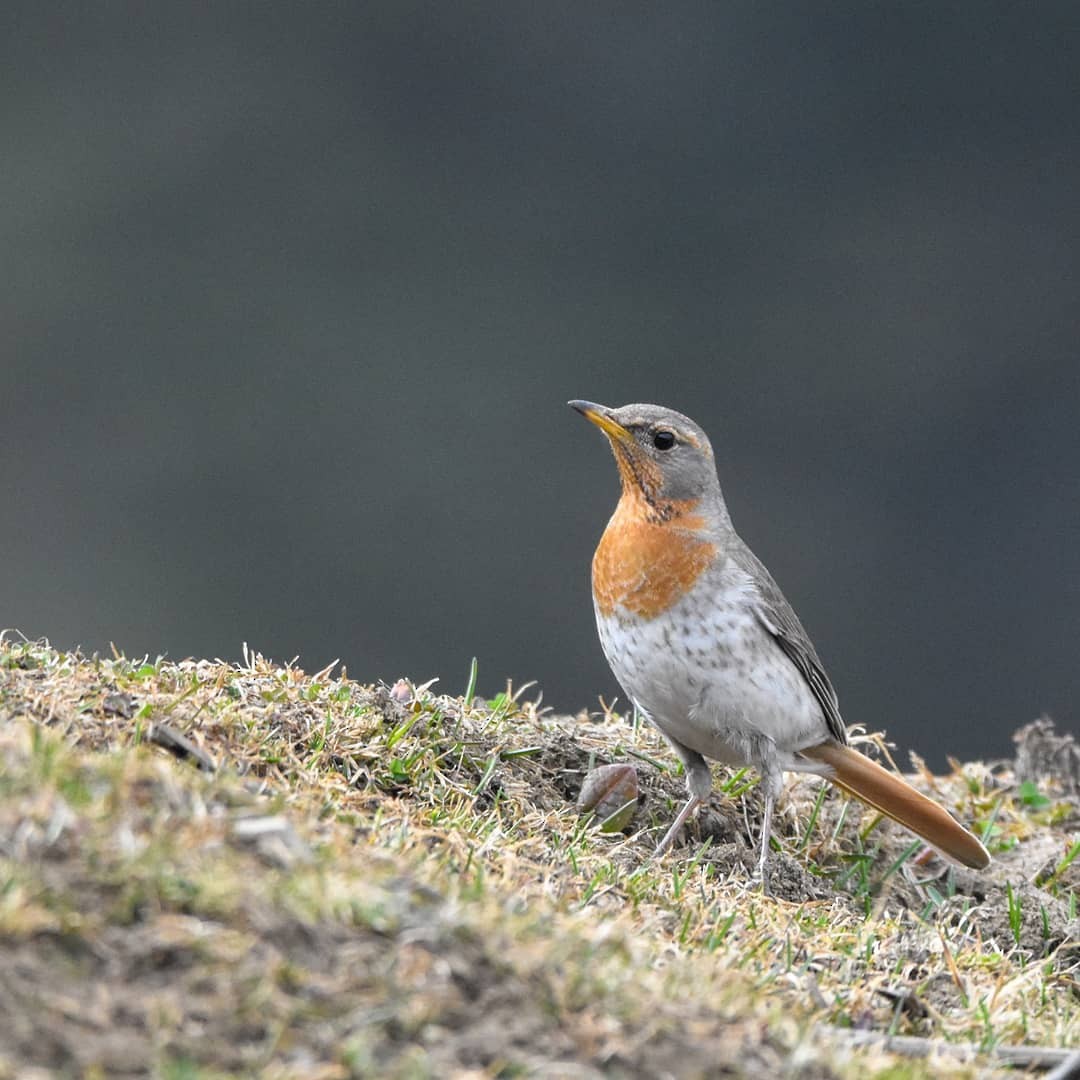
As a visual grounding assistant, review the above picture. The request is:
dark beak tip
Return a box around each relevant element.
[568,399,602,416]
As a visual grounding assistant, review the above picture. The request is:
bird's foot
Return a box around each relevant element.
[750,852,772,896]
[651,795,701,860]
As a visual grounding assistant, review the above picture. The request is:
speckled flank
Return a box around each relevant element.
[591,491,716,620]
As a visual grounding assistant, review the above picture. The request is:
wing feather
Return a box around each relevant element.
[729,539,848,745]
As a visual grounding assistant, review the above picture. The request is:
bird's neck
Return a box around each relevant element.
[616,482,728,530]
[610,479,676,524]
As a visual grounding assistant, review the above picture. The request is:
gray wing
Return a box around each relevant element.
[730,538,848,746]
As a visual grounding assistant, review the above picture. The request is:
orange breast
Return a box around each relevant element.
[592,494,716,620]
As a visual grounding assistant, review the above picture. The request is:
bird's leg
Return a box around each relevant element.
[655,794,701,856]
[754,765,784,886]
[756,790,774,880]
[653,746,712,858]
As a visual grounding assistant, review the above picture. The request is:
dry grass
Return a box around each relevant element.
[0,634,1077,1078]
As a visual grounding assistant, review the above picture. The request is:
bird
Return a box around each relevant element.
[569,399,990,878]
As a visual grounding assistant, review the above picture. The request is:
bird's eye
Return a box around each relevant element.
[652,429,676,451]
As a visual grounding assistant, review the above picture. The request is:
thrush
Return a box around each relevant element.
[570,400,990,877]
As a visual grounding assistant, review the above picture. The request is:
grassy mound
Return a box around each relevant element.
[0,636,1076,1077]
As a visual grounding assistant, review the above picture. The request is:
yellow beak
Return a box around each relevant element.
[568,400,634,446]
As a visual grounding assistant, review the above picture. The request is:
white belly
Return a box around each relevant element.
[595,575,828,765]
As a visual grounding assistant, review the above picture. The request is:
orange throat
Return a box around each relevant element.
[592,491,716,620]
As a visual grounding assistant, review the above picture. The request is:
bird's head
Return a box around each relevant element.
[569,400,723,517]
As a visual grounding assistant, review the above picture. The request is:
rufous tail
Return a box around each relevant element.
[801,742,990,870]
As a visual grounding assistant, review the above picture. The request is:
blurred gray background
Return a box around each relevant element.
[4,4,1079,765]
